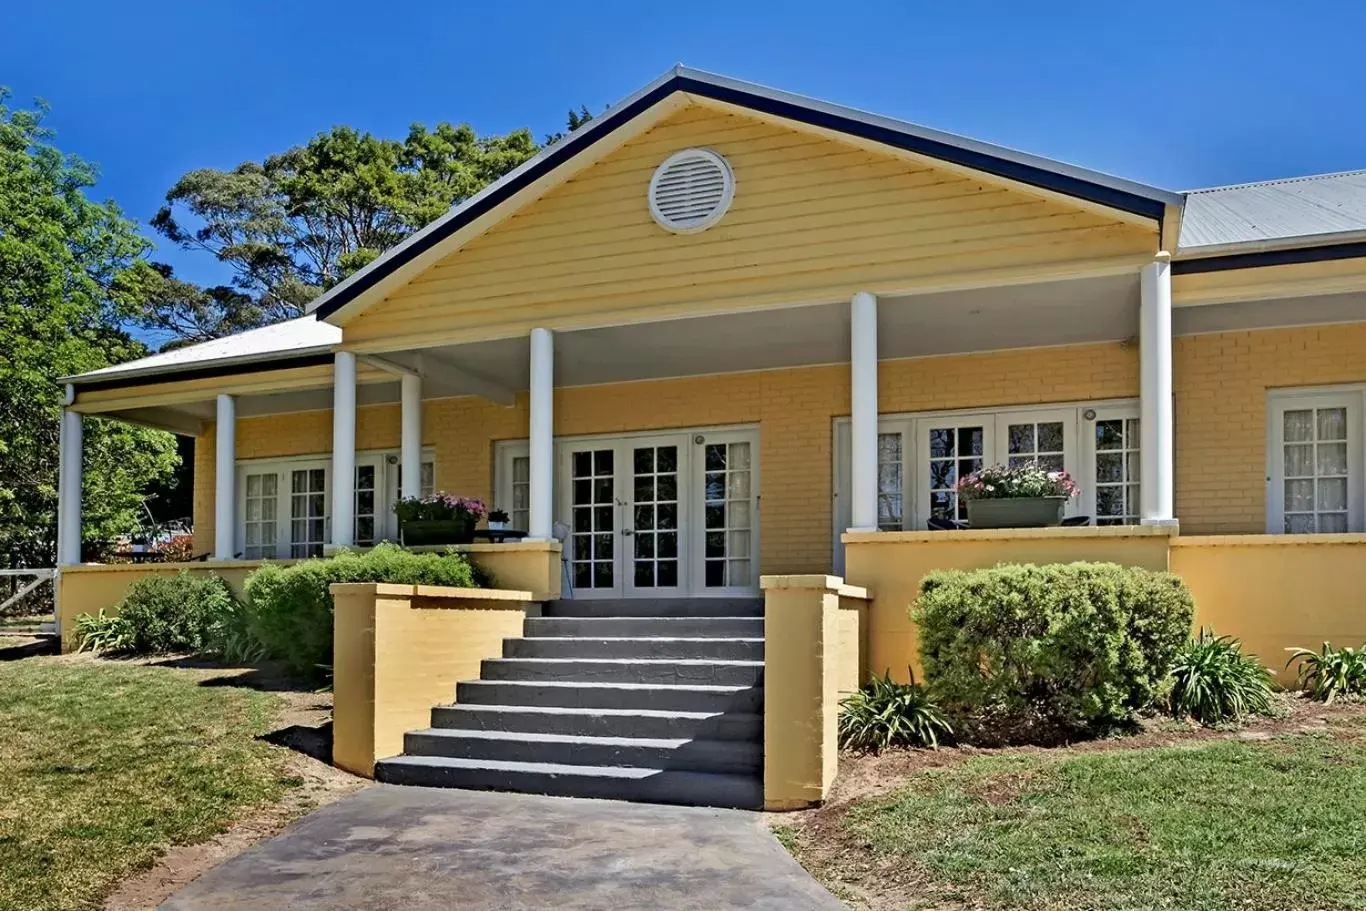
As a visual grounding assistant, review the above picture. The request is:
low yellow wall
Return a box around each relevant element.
[423,541,561,600]
[331,582,537,777]
[843,525,1177,682]
[57,560,281,651]
[761,574,871,809]
[1172,535,1366,679]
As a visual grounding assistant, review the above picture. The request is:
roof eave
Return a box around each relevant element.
[61,345,339,391]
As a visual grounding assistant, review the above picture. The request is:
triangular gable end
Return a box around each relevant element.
[338,102,1160,352]
[312,67,1176,336]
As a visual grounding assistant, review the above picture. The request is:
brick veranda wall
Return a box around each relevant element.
[192,322,1366,569]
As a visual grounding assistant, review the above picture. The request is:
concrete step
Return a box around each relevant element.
[430,704,763,741]
[374,755,764,809]
[544,598,764,618]
[481,658,764,686]
[404,728,762,774]
[504,637,764,661]
[455,680,764,713]
[524,616,764,638]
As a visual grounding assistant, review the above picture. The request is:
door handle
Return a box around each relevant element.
[622,529,634,536]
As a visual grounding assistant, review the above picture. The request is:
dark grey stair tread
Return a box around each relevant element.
[410,727,754,750]
[436,703,749,720]
[544,599,763,618]
[374,755,764,809]
[504,637,763,659]
[460,679,757,692]
[454,679,763,712]
[481,657,764,685]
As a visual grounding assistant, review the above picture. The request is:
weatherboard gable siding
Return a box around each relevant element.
[341,105,1158,350]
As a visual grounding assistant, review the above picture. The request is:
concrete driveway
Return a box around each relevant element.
[161,785,842,910]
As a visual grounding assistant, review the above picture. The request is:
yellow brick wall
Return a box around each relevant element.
[191,323,1366,570]
[1174,322,1366,534]
[193,340,1136,570]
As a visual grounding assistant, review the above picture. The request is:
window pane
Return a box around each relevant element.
[1285,479,1315,512]
[1286,513,1316,534]
[1096,420,1123,450]
[1284,410,1314,443]
[1318,478,1348,512]
[1285,444,1314,477]
[1318,408,1348,442]
[1318,443,1348,477]
[1037,422,1065,452]
[1007,424,1034,454]
[1096,453,1123,483]
[1320,513,1349,533]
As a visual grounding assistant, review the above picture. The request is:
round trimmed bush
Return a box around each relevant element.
[913,562,1194,742]
[115,571,236,654]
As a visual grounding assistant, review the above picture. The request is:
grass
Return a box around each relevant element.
[0,657,294,911]
[816,722,1366,910]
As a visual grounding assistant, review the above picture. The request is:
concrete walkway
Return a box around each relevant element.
[161,785,842,910]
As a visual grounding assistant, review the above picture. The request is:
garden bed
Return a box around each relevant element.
[0,653,365,911]
[773,696,1366,910]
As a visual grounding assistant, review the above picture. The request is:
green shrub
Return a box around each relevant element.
[243,543,489,678]
[1286,641,1366,703]
[207,598,268,665]
[838,671,952,752]
[1168,628,1274,723]
[115,572,236,654]
[914,562,1194,742]
[74,609,134,654]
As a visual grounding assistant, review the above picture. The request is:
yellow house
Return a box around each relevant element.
[54,68,1366,807]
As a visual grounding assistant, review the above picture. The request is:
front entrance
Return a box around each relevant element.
[497,427,759,598]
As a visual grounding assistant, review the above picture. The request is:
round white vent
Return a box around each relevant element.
[648,148,735,234]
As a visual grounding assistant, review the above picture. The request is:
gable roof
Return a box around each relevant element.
[1179,169,1366,254]
[308,65,1181,324]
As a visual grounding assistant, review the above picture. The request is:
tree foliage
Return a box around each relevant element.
[137,120,541,340]
[0,90,179,568]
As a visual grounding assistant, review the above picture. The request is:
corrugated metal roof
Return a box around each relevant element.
[1179,169,1366,253]
[64,315,340,385]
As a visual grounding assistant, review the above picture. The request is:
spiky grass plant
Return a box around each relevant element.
[1167,628,1274,723]
[1287,642,1366,703]
[838,671,952,752]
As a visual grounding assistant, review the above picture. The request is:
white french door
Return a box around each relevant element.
[544,427,759,598]
[833,401,1138,571]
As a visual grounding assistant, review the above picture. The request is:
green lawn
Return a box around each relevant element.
[0,657,294,911]
[783,716,1366,911]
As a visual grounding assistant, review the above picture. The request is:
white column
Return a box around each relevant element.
[331,351,357,548]
[400,372,422,499]
[849,291,880,531]
[529,328,554,540]
[214,394,236,560]
[1140,253,1175,524]
[57,396,84,566]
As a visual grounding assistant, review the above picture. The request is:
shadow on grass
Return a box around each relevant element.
[261,721,334,763]
[0,637,59,661]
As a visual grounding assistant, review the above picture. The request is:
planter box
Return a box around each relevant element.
[400,518,476,546]
[965,496,1066,529]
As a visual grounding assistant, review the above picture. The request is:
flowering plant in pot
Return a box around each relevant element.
[394,494,488,545]
[487,508,511,531]
[954,463,1079,528]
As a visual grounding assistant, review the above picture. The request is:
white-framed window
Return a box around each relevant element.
[235,448,434,559]
[1267,389,1363,534]
[833,399,1141,570]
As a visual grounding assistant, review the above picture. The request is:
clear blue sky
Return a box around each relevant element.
[5,0,1365,294]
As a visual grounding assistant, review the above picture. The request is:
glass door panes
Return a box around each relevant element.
[510,456,530,531]
[289,467,328,557]
[702,440,754,589]
[1004,419,1066,471]
[570,449,616,590]
[243,473,278,559]
[920,423,989,523]
[1094,417,1140,525]
[355,463,377,546]
[877,432,904,530]
[1282,406,1350,533]
[628,445,680,591]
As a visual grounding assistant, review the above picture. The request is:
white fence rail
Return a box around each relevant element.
[0,568,56,614]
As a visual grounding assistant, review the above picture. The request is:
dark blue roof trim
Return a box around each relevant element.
[314,74,1166,320]
[1171,241,1366,275]
[73,353,336,393]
